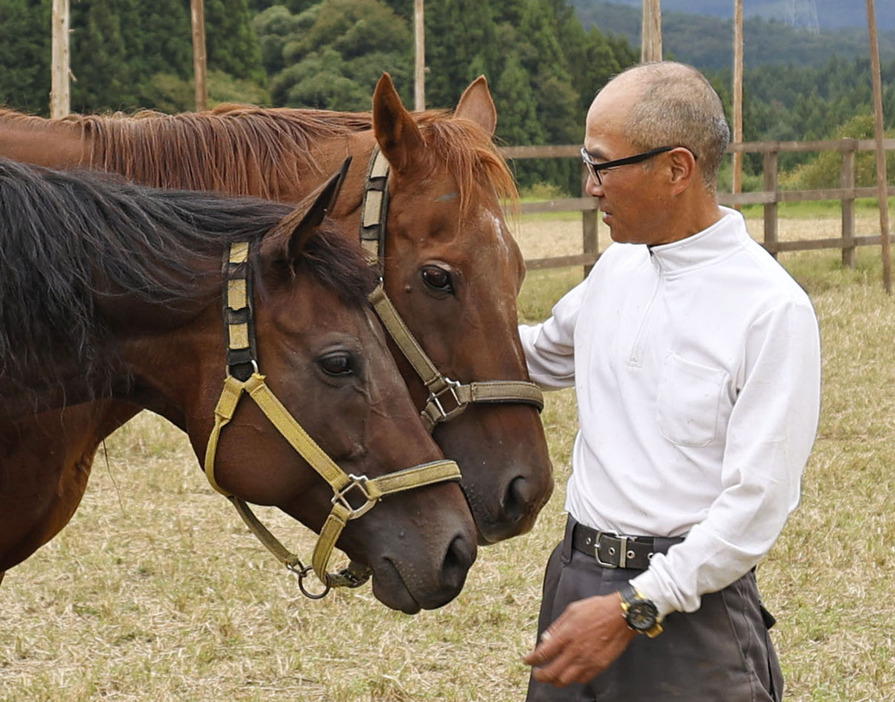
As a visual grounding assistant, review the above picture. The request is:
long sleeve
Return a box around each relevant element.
[632,297,821,617]
[518,279,588,389]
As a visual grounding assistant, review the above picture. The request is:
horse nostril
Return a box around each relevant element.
[501,476,528,524]
[442,534,475,591]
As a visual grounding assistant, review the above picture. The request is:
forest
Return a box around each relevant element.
[0,0,893,193]
[575,1,895,71]
[578,0,895,33]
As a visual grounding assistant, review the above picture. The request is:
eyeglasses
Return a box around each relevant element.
[580,145,677,185]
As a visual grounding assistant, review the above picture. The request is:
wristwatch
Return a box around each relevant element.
[619,584,663,638]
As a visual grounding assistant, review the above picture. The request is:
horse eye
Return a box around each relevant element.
[318,352,354,377]
[421,265,454,294]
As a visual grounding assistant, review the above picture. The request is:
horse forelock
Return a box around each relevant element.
[294,223,379,307]
[414,111,519,218]
[262,208,377,307]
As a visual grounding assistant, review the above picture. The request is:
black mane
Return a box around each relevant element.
[0,158,374,399]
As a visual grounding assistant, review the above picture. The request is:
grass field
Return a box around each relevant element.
[2,213,895,701]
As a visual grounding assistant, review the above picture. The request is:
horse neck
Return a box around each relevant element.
[0,113,85,168]
[89,268,223,427]
[77,109,374,207]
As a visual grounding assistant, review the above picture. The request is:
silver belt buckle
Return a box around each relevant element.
[593,531,627,569]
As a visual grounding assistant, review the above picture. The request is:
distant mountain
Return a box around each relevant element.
[578,0,895,31]
[571,1,895,71]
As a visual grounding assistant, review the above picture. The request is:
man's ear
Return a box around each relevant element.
[668,147,698,193]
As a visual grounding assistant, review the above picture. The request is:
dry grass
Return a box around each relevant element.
[2,213,894,701]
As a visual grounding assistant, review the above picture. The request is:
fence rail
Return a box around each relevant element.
[501,138,895,271]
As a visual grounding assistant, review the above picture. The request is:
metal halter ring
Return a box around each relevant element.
[290,563,331,600]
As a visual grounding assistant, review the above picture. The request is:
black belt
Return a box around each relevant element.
[571,520,684,571]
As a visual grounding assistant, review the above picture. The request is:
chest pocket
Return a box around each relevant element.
[657,352,728,448]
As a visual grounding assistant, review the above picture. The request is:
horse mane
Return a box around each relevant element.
[0,158,374,394]
[60,104,520,212]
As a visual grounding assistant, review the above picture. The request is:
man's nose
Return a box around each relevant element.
[585,174,603,197]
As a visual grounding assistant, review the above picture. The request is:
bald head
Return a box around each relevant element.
[591,62,730,190]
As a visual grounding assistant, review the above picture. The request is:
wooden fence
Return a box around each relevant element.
[501,138,895,271]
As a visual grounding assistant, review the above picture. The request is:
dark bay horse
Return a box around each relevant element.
[0,73,554,546]
[0,158,477,613]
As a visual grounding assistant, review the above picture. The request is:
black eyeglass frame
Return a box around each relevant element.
[580,145,683,185]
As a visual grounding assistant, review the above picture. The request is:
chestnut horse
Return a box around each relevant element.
[0,73,553,548]
[0,158,477,613]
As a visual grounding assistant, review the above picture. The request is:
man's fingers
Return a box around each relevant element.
[529,643,590,687]
[522,628,559,665]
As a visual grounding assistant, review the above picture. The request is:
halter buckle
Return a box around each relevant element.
[428,378,466,423]
[332,474,378,520]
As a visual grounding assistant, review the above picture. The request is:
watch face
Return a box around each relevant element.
[627,600,659,632]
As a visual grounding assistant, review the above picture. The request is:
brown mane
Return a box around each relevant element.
[0,103,519,212]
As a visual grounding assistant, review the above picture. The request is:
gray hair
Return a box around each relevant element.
[611,62,730,191]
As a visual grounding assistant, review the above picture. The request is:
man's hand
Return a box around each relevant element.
[523,592,636,687]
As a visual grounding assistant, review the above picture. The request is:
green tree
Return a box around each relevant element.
[0,0,51,113]
[429,0,500,105]
[259,0,412,110]
[249,0,315,12]
[71,0,137,111]
[492,53,543,148]
[782,114,895,189]
[135,0,192,80]
[206,0,266,84]
[502,0,614,192]
[254,4,305,76]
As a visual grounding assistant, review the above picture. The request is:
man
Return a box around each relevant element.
[520,61,821,701]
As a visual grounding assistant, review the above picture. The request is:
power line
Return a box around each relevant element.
[786,0,820,33]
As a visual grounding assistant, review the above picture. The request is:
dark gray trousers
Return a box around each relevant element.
[526,518,784,701]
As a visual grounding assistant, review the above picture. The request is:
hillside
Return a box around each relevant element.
[573,1,895,71]
[578,0,895,31]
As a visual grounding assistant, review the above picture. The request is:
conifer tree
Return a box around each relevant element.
[0,0,51,113]
[206,0,266,84]
[71,0,136,111]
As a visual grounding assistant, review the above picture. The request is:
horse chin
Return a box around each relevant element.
[369,558,423,614]
[463,474,549,546]
[366,546,471,614]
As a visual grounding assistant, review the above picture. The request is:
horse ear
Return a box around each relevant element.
[262,157,351,266]
[373,72,426,174]
[455,75,497,136]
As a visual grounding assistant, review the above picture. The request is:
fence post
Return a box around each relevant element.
[50,0,70,118]
[841,140,857,267]
[582,165,598,276]
[763,149,779,258]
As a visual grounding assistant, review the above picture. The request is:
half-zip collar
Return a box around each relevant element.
[646,207,746,275]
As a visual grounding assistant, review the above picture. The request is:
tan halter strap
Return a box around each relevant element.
[204,242,462,597]
[359,147,544,431]
[360,146,390,260]
[368,282,544,430]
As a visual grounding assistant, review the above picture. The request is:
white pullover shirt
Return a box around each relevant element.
[519,207,821,618]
